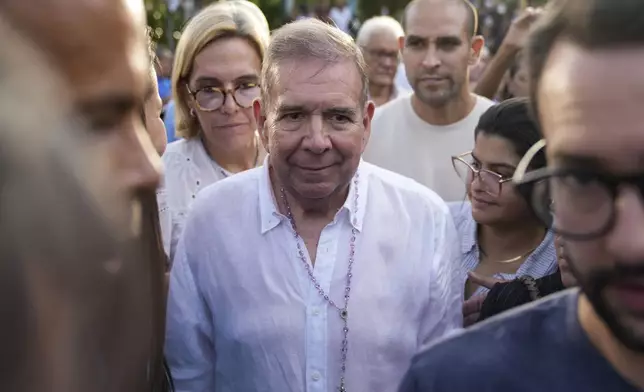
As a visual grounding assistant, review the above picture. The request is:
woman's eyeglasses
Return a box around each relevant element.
[451,151,513,197]
[186,82,260,112]
[513,139,644,240]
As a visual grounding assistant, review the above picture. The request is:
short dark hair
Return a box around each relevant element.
[403,0,478,38]
[527,0,644,125]
[475,97,546,169]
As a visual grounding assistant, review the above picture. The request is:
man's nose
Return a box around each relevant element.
[382,54,398,68]
[122,126,162,195]
[605,187,644,264]
[422,46,441,69]
[302,115,332,154]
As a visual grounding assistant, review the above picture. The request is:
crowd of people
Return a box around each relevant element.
[2,0,644,391]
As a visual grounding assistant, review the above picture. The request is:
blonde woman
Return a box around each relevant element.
[159,1,270,259]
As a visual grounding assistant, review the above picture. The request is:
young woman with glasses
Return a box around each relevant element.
[449,98,559,324]
[158,1,270,260]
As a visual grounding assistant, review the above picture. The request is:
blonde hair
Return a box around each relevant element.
[172,1,270,139]
[261,19,369,112]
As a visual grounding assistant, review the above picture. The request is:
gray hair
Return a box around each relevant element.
[261,19,369,112]
[356,16,404,46]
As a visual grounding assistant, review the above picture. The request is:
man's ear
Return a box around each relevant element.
[469,35,485,66]
[398,35,406,51]
[361,100,376,153]
[253,98,270,153]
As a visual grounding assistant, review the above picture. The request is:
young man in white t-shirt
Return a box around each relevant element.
[364,0,494,202]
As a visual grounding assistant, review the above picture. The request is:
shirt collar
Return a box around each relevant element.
[258,156,368,234]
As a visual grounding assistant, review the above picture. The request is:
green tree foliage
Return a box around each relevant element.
[248,0,286,28]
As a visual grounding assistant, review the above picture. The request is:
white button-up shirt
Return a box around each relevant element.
[165,159,464,392]
[158,138,239,259]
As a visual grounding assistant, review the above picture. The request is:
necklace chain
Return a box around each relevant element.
[478,244,539,264]
[280,172,360,392]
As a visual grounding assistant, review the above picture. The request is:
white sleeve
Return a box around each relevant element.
[165,217,216,391]
[418,202,465,347]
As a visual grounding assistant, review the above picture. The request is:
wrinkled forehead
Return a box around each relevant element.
[268,58,364,111]
[538,39,644,169]
[364,29,401,49]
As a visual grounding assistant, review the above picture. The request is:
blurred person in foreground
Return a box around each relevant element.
[399,0,644,390]
[165,18,463,392]
[0,16,156,392]
[364,0,494,202]
[0,0,167,390]
[356,16,406,107]
[142,29,175,392]
[450,98,557,326]
[159,1,269,260]
[0,0,162,235]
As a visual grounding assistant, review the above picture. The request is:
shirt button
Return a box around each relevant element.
[312,309,320,316]
[311,372,321,381]
[196,180,200,185]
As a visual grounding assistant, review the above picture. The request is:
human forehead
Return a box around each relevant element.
[405,1,469,39]
[473,133,521,165]
[271,59,363,110]
[539,40,644,168]
[44,3,148,105]
[191,37,261,83]
[364,29,400,49]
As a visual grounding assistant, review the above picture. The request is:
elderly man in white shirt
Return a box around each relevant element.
[165,18,463,392]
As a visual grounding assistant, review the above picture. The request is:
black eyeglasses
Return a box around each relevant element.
[452,151,513,197]
[513,139,644,240]
[186,82,260,112]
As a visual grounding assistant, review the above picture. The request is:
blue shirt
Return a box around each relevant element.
[164,100,177,144]
[398,289,641,392]
[158,76,172,102]
[449,201,559,295]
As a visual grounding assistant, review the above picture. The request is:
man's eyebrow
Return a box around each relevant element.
[405,34,427,42]
[276,104,307,113]
[76,94,137,116]
[436,35,463,43]
[324,107,358,117]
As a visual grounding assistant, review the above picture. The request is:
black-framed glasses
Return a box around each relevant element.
[186,82,260,112]
[513,139,644,240]
[451,151,513,197]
